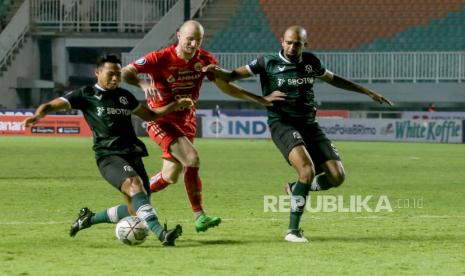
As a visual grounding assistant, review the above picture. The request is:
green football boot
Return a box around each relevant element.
[194,214,222,232]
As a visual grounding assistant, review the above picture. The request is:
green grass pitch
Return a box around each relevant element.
[1,136,464,275]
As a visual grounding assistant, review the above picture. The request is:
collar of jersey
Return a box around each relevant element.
[170,44,199,62]
[94,84,107,91]
[278,51,292,64]
[279,50,302,64]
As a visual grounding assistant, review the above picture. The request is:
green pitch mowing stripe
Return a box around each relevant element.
[1,137,464,275]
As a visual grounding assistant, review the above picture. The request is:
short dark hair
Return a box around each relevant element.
[96,54,122,68]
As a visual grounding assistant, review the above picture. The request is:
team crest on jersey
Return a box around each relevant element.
[194,62,203,72]
[135,58,147,65]
[167,75,176,83]
[277,78,285,87]
[119,96,128,105]
[305,64,313,74]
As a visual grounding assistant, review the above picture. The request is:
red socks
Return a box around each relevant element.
[184,166,203,213]
[149,172,170,193]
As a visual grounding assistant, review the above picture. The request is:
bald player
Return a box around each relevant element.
[122,20,283,233]
[206,25,393,242]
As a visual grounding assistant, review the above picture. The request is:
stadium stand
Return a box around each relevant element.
[0,0,12,30]
[204,0,278,52]
[204,0,465,52]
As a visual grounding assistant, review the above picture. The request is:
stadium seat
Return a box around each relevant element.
[205,0,465,52]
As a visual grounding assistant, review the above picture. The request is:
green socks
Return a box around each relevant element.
[90,205,130,225]
[289,181,310,230]
[132,192,164,237]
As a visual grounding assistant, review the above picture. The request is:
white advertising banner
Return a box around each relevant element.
[318,118,463,143]
[202,116,270,138]
[201,115,463,143]
[402,111,465,120]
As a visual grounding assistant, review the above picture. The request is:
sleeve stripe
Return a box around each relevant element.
[132,103,142,113]
[319,69,334,79]
[59,97,72,109]
[245,65,255,76]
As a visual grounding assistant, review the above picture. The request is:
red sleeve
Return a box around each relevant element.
[204,51,219,81]
[130,51,158,74]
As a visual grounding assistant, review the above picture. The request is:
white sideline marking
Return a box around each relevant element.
[0,221,68,225]
[408,156,421,160]
[1,215,465,225]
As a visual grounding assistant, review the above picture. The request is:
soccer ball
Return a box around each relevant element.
[115,216,149,246]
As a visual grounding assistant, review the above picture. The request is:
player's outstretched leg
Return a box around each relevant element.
[69,205,130,237]
[149,172,171,193]
[285,229,308,243]
[194,213,222,232]
[69,207,95,237]
[131,192,182,246]
[184,166,222,232]
[285,181,310,243]
[158,223,183,246]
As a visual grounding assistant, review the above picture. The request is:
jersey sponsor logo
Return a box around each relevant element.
[119,96,128,105]
[194,62,203,71]
[135,58,147,65]
[123,165,134,172]
[286,77,314,86]
[277,78,285,87]
[96,107,132,116]
[178,68,194,75]
[305,64,313,74]
[278,65,286,72]
[177,73,201,81]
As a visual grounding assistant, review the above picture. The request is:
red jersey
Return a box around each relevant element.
[131,44,218,128]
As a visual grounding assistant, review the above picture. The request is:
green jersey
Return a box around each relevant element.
[247,51,327,125]
[61,85,148,160]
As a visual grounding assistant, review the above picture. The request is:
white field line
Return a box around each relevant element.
[0,215,464,225]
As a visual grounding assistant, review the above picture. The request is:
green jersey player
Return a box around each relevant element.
[206,25,393,243]
[23,55,193,246]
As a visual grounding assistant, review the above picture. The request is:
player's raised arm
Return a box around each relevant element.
[213,78,285,107]
[203,65,252,82]
[23,98,71,127]
[319,72,394,106]
[122,64,161,101]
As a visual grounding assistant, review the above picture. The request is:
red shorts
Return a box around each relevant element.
[147,121,195,160]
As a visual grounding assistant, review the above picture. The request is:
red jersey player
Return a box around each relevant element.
[122,20,284,233]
